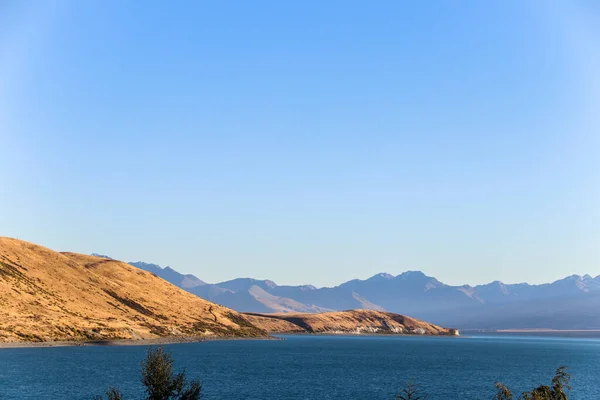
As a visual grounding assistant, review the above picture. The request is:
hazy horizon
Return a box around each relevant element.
[2,1,599,287]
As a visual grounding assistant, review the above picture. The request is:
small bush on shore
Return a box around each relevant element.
[95,347,201,400]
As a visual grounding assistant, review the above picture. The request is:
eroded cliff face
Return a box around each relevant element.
[0,237,267,343]
[245,309,459,335]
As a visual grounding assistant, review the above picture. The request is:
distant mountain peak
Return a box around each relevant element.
[130,261,164,270]
[562,274,585,282]
[398,271,440,284]
[399,270,427,278]
[369,273,395,280]
[129,261,205,289]
[91,253,113,260]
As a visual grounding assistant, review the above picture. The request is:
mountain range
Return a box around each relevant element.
[129,261,600,330]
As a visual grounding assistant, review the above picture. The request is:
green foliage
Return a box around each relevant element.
[95,347,202,400]
[550,366,571,400]
[494,366,571,400]
[141,347,202,400]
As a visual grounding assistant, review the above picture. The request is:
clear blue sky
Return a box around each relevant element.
[1,1,599,287]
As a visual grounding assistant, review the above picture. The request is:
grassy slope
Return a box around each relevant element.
[0,237,266,342]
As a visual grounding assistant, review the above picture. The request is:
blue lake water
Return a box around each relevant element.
[1,334,600,399]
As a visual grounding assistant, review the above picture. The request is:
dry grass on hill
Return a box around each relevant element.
[0,237,266,343]
[245,309,458,335]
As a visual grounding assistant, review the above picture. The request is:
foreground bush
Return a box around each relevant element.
[392,366,571,400]
[95,347,201,400]
[493,366,570,400]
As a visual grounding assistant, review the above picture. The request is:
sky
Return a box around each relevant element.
[1,1,599,287]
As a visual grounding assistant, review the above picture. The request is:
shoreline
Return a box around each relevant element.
[271,331,461,338]
[14,329,600,348]
[0,335,279,349]
[0,331,460,348]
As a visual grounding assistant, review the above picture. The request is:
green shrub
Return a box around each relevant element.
[95,347,201,400]
[494,366,570,400]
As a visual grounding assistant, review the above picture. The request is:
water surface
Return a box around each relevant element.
[1,334,599,399]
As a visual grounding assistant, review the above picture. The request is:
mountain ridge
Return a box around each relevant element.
[128,260,600,330]
[126,261,598,291]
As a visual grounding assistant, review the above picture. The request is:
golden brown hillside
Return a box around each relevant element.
[0,237,267,343]
[245,310,459,335]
